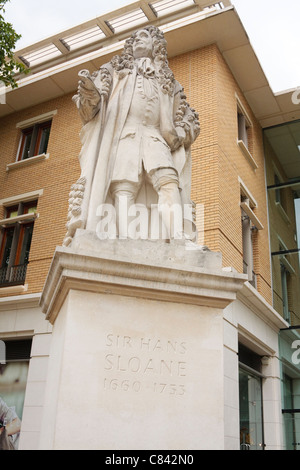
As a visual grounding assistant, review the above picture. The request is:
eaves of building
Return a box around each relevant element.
[1,0,299,130]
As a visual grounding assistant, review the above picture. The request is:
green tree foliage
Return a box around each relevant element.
[0,0,28,88]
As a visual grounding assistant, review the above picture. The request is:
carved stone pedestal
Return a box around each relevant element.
[39,234,246,450]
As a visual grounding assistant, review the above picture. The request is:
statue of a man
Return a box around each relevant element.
[64,26,200,246]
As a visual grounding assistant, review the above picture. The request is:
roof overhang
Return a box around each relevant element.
[0,0,299,131]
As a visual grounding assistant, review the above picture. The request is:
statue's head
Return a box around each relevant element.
[124,26,168,63]
[111,25,174,95]
[132,29,153,59]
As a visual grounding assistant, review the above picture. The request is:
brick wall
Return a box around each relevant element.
[171,45,219,253]
[170,44,272,305]
[0,43,272,305]
[0,94,82,296]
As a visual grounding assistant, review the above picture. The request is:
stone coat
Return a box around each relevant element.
[65,59,200,239]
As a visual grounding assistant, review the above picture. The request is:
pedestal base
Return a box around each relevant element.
[40,235,246,450]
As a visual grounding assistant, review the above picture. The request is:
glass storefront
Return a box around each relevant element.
[239,344,265,450]
[264,119,300,450]
[279,327,300,450]
[239,368,264,450]
[0,339,31,450]
[264,120,300,327]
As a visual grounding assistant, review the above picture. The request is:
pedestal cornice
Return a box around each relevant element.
[40,236,247,324]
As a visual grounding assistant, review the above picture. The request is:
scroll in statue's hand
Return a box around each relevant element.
[172,126,186,150]
[162,126,186,151]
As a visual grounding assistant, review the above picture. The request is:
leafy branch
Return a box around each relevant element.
[0,0,29,88]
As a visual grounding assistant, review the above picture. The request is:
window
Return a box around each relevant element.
[236,97,252,151]
[0,201,37,287]
[279,326,300,452]
[236,96,258,169]
[17,120,52,161]
[241,199,256,288]
[238,111,250,149]
[0,339,32,450]
[281,372,300,450]
[277,240,295,323]
[274,173,288,214]
[238,344,265,451]
[280,263,291,322]
[239,181,264,288]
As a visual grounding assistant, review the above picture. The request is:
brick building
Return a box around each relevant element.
[0,0,299,450]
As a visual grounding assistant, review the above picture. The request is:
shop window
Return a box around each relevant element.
[239,344,265,450]
[281,372,300,451]
[0,201,38,287]
[279,327,300,451]
[17,120,52,161]
[0,339,32,450]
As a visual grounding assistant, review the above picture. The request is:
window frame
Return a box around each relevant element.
[238,111,250,148]
[239,179,264,289]
[17,120,52,162]
[236,95,258,170]
[0,200,38,287]
[236,96,252,146]
[277,237,296,323]
[0,226,15,269]
[241,201,256,287]
[238,343,266,451]
[14,222,34,267]
[280,262,291,322]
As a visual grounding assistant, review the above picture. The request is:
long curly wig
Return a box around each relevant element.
[111,26,175,96]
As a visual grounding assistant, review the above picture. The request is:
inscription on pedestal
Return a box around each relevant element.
[103,334,188,398]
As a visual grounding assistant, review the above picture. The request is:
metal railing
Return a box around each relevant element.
[0,264,28,287]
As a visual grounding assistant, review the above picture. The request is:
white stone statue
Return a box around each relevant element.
[63,26,200,247]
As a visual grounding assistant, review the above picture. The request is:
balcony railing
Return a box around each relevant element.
[0,264,28,287]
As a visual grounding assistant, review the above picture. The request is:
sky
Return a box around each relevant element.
[3,0,300,93]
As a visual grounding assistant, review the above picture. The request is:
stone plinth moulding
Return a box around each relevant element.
[39,236,246,450]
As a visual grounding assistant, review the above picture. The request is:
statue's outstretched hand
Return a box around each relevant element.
[77,70,100,104]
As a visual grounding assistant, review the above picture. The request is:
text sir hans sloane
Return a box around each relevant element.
[104,334,188,377]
